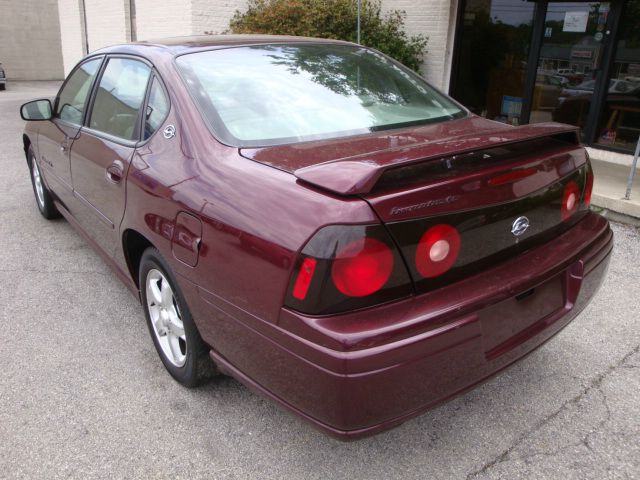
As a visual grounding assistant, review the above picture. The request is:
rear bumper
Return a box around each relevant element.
[206,212,612,439]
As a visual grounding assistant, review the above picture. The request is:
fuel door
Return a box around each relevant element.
[171,212,202,267]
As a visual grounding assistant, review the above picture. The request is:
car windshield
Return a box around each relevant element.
[176,44,466,147]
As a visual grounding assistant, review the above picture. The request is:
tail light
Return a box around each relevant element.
[583,164,594,207]
[286,163,590,315]
[292,258,317,300]
[561,180,580,221]
[284,224,413,315]
[415,224,461,278]
[331,238,394,297]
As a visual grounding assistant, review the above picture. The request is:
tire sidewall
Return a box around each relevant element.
[28,147,46,214]
[27,146,59,219]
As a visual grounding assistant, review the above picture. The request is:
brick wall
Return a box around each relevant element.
[132,0,247,41]
[0,0,64,80]
[83,0,130,52]
[135,0,192,40]
[58,0,132,74]
[191,0,247,35]
[382,0,458,90]
[58,0,85,75]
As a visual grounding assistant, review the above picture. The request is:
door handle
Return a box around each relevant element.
[106,160,124,183]
[60,139,69,152]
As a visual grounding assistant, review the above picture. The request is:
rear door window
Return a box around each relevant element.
[89,58,151,141]
[143,77,170,140]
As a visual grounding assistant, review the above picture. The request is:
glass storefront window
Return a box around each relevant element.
[594,0,640,152]
[451,0,637,155]
[450,0,535,125]
[531,2,611,127]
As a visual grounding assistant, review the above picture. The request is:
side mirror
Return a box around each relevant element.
[20,99,53,121]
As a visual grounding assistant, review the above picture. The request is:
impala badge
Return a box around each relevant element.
[511,216,530,237]
[163,124,176,139]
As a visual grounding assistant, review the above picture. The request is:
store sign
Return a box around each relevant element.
[572,49,593,59]
[563,11,589,32]
[501,96,523,120]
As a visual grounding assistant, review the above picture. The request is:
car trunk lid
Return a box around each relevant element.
[242,118,592,297]
[239,118,582,198]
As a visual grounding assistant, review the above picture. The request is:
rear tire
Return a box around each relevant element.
[139,247,216,387]
[27,145,60,219]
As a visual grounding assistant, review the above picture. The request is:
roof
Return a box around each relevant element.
[92,34,354,58]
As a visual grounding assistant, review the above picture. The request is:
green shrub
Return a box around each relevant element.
[228,0,428,72]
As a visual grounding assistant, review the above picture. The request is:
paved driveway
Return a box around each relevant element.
[1,82,638,480]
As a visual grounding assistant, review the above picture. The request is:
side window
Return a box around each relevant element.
[55,58,102,125]
[89,58,151,141]
[144,77,170,140]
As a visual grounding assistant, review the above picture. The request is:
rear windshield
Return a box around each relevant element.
[176,44,466,147]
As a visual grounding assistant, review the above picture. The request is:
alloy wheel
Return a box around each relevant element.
[32,160,45,209]
[145,269,187,367]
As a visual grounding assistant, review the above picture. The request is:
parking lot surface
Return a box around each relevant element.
[1,82,638,480]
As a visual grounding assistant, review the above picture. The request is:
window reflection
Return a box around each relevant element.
[144,78,170,140]
[450,0,535,125]
[594,0,640,152]
[177,44,465,147]
[56,58,101,125]
[89,58,151,141]
[532,2,610,125]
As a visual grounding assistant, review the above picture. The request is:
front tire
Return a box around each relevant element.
[28,146,60,219]
[139,247,216,387]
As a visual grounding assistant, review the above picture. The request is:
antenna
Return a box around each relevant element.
[357,0,361,44]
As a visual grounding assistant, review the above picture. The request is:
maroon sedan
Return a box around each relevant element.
[20,35,612,439]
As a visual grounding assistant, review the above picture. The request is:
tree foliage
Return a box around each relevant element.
[228,0,428,72]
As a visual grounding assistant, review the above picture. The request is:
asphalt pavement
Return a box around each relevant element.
[0,82,638,480]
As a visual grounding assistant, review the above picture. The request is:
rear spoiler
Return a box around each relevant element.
[294,122,580,196]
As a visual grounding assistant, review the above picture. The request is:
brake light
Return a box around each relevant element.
[292,257,317,300]
[415,224,461,278]
[284,225,413,315]
[331,238,393,297]
[561,181,580,221]
[488,168,537,186]
[584,167,594,207]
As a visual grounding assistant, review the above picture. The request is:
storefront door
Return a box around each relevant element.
[529,3,614,128]
[450,0,640,154]
[449,0,536,126]
[592,0,640,151]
